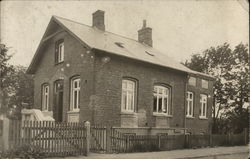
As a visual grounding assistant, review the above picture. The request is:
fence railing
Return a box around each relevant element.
[90,124,107,152]
[107,127,248,153]
[5,119,89,157]
[1,119,248,156]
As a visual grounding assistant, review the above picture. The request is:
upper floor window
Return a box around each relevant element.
[42,84,49,111]
[121,79,136,112]
[186,91,194,117]
[200,94,207,118]
[55,40,64,64]
[70,77,80,111]
[188,77,196,86]
[153,85,171,115]
[201,79,208,89]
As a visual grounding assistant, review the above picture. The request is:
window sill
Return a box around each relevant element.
[153,113,172,117]
[67,110,80,114]
[199,116,208,120]
[186,116,195,119]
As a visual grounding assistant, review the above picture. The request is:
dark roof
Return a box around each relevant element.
[27,16,214,79]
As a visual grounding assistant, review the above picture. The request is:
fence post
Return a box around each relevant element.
[106,126,111,153]
[227,133,231,146]
[84,121,90,156]
[157,135,161,150]
[209,133,212,147]
[2,117,10,151]
[244,128,248,145]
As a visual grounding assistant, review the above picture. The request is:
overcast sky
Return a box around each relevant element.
[1,0,249,67]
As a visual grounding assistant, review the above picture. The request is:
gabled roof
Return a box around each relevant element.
[27,16,213,79]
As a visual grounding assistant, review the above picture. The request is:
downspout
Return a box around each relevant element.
[184,74,189,134]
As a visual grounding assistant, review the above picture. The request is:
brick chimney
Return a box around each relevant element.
[138,20,152,47]
[92,10,105,31]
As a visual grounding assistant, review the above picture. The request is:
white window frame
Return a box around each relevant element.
[153,85,171,115]
[70,78,80,111]
[42,84,49,111]
[186,91,194,117]
[121,79,136,113]
[58,42,64,63]
[200,94,207,118]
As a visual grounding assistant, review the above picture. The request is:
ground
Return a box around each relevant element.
[55,145,249,159]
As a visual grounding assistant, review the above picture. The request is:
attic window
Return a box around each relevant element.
[115,42,124,48]
[145,51,154,56]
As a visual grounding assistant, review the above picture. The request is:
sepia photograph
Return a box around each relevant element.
[0,0,249,158]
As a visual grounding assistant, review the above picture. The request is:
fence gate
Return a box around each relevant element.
[90,125,107,153]
[9,120,87,157]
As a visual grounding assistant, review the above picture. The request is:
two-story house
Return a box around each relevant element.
[27,10,214,134]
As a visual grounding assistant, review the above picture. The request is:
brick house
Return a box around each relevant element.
[27,10,214,134]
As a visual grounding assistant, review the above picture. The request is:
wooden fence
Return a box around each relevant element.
[7,120,88,157]
[90,124,107,152]
[89,126,248,153]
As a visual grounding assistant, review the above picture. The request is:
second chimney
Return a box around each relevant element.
[138,20,152,47]
[92,10,105,31]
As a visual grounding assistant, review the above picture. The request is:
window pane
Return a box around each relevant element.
[153,95,157,112]
[163,98,167,113]
[190,93,193,99]
[74,81,78,88]
[158,96,162,112]
[74,91,77,109]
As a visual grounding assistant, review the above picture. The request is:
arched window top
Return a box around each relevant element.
[41,83,49,111]
[70,76,81,111]
[121,78,137,113]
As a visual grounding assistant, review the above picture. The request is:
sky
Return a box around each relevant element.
[1,0,249,67]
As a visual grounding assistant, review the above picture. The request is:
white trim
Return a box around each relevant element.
[153,85,171,115]
[121,79,136,112]
[70,78,80,111]
[58,42,64,63]
[199,94,207,118]
[186,91,194,117]
[42,84,49,111]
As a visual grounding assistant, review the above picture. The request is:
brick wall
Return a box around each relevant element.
[186,78,214,134]
[33,28,213,133]
[34,29,94,122]
[88,51,187,128]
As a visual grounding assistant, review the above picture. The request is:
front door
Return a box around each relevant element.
[54,80,64,122]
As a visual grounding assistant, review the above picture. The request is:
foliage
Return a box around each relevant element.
[184,43,249,134]
[0,44,14,114]
[0,44,34,119]
[1,144,46,159]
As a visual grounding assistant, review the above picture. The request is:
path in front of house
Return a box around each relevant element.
[61,146,249,159]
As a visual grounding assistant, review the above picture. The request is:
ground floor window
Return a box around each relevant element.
[121,79,136,112]
[42,84,49,111]
[200,94,207,118]
[70,77,80,111]
[186,91,194,117]
[153,85,171,115]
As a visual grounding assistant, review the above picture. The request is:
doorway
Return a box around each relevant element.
[54,80,64,122]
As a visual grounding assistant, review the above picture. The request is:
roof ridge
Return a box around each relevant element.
[52,15,141,44]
